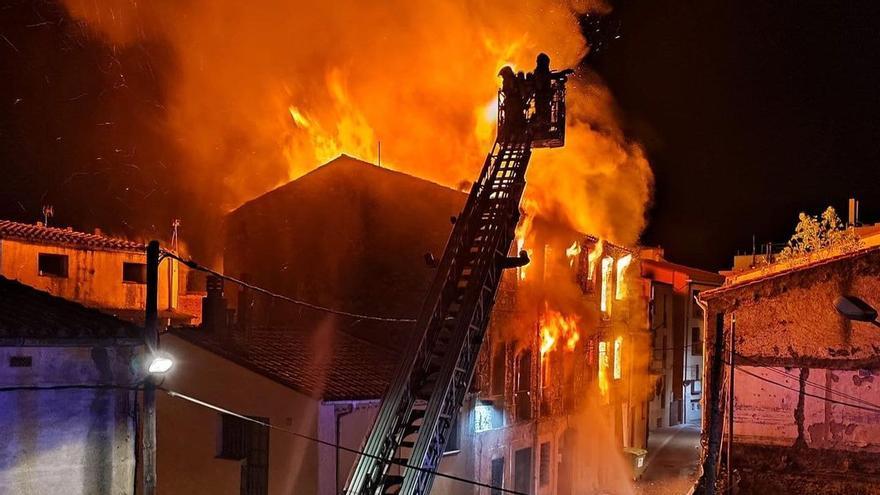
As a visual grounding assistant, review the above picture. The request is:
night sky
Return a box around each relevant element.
[2,1,880,270]
[590,1,880,269]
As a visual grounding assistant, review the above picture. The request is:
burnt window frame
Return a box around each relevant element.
[490,456,505,495]
[122,262,148,284]
[539,441,551,486]
[38,253,68,278]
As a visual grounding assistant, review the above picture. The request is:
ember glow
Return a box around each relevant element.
[539,305,581,357]
[565,241,582,268]
[615,253,632,300]
[61,0,652,247]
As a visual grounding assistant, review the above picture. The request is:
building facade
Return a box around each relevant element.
[151,155,650,494]
[0,276,143,495]
[0,219,193,324]
[639,248,724,428]
[696,245,880,494]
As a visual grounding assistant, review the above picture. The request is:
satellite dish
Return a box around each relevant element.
[834,295,879,324]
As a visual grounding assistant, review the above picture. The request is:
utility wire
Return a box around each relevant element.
[734,355,880,411]
[162,251,417,324]
[728,364,880,414]
[0,383,143,392]
[162,387,527,495]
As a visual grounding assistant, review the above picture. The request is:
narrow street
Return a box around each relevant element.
[634,423,701,495]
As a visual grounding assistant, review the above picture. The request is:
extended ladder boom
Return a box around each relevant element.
[345,66,570,495]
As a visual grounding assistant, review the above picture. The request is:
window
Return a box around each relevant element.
[615,254,632,300]
[217,414,270,495]
[491,344,506,396]
[613,336,623,380]
[600,257,613,314]
[38,253,68,278]
[475,401,502,432]
[539,442,551,486]
[691,327,702,356]
[491,457,505,495]
[516,351,533,421]
[122,262,147,284]
[514,447,533,495]
[444,411,460,454]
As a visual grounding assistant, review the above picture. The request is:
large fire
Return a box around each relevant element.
[61,0,652,248]
[539,304,581,357]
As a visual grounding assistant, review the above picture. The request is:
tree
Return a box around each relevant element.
[778,206,860,261]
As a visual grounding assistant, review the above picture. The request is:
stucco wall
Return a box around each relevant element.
[158,334,320,495]
[0,345,139,495]
[733,366,880,452]
[0,239,178,312]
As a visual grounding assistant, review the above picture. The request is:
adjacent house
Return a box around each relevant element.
[639,247,724,428]
[696,245,880,494]
[0,220,194,325]
[156,155,650,494]
[0,276,144,495]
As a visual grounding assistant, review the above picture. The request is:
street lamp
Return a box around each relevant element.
[147,353,174,374]
[834,295,880,327]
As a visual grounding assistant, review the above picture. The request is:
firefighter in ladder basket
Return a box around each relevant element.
[498,65,526,139]
[532,52,574,133]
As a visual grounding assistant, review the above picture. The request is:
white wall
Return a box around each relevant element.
[158,334,320,495]
[0,345,139,495]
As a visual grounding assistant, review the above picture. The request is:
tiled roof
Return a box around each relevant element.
[172,325,397,401]
[0,276,143,340]
[0,219,145,252]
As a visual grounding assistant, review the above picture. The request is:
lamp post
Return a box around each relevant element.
[834,295,880,327]
[144,240,160,495]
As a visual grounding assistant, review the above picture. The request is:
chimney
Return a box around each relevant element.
[848,198,861,227]
[201,275,228,337]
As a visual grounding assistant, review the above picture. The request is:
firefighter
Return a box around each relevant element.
[498,65,526,138]
[533,52,554,130]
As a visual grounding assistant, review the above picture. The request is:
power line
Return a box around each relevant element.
[162,251,417,324]
[0,383,142,392]
[730,365,880,414]
[734,355,880,411]
[162,387,527,495]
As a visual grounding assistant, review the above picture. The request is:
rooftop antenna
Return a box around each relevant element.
[41,205,54,226]
[377,140,382,168]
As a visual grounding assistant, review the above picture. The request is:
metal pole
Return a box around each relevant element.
[144,240,160,495]
[726,314,735,494]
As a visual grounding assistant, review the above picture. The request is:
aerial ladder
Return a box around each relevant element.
[345,61,573,495]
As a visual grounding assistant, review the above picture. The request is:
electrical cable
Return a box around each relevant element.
[162,250,417,324]
[734,354,880,410]
[727,364,880,414]
[0,383,143,392]
[161,387,528,495]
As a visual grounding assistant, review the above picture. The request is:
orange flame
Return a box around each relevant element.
[539,305,580,357]
[60,0,653,248]
[515,199,537,281]
[565,241,581,268]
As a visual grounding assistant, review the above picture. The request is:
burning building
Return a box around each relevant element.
[149,155,650,494]
[696,244,880,494]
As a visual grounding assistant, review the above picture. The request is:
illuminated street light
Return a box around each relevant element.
[834,295,880,327]
[147,354,174,374]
